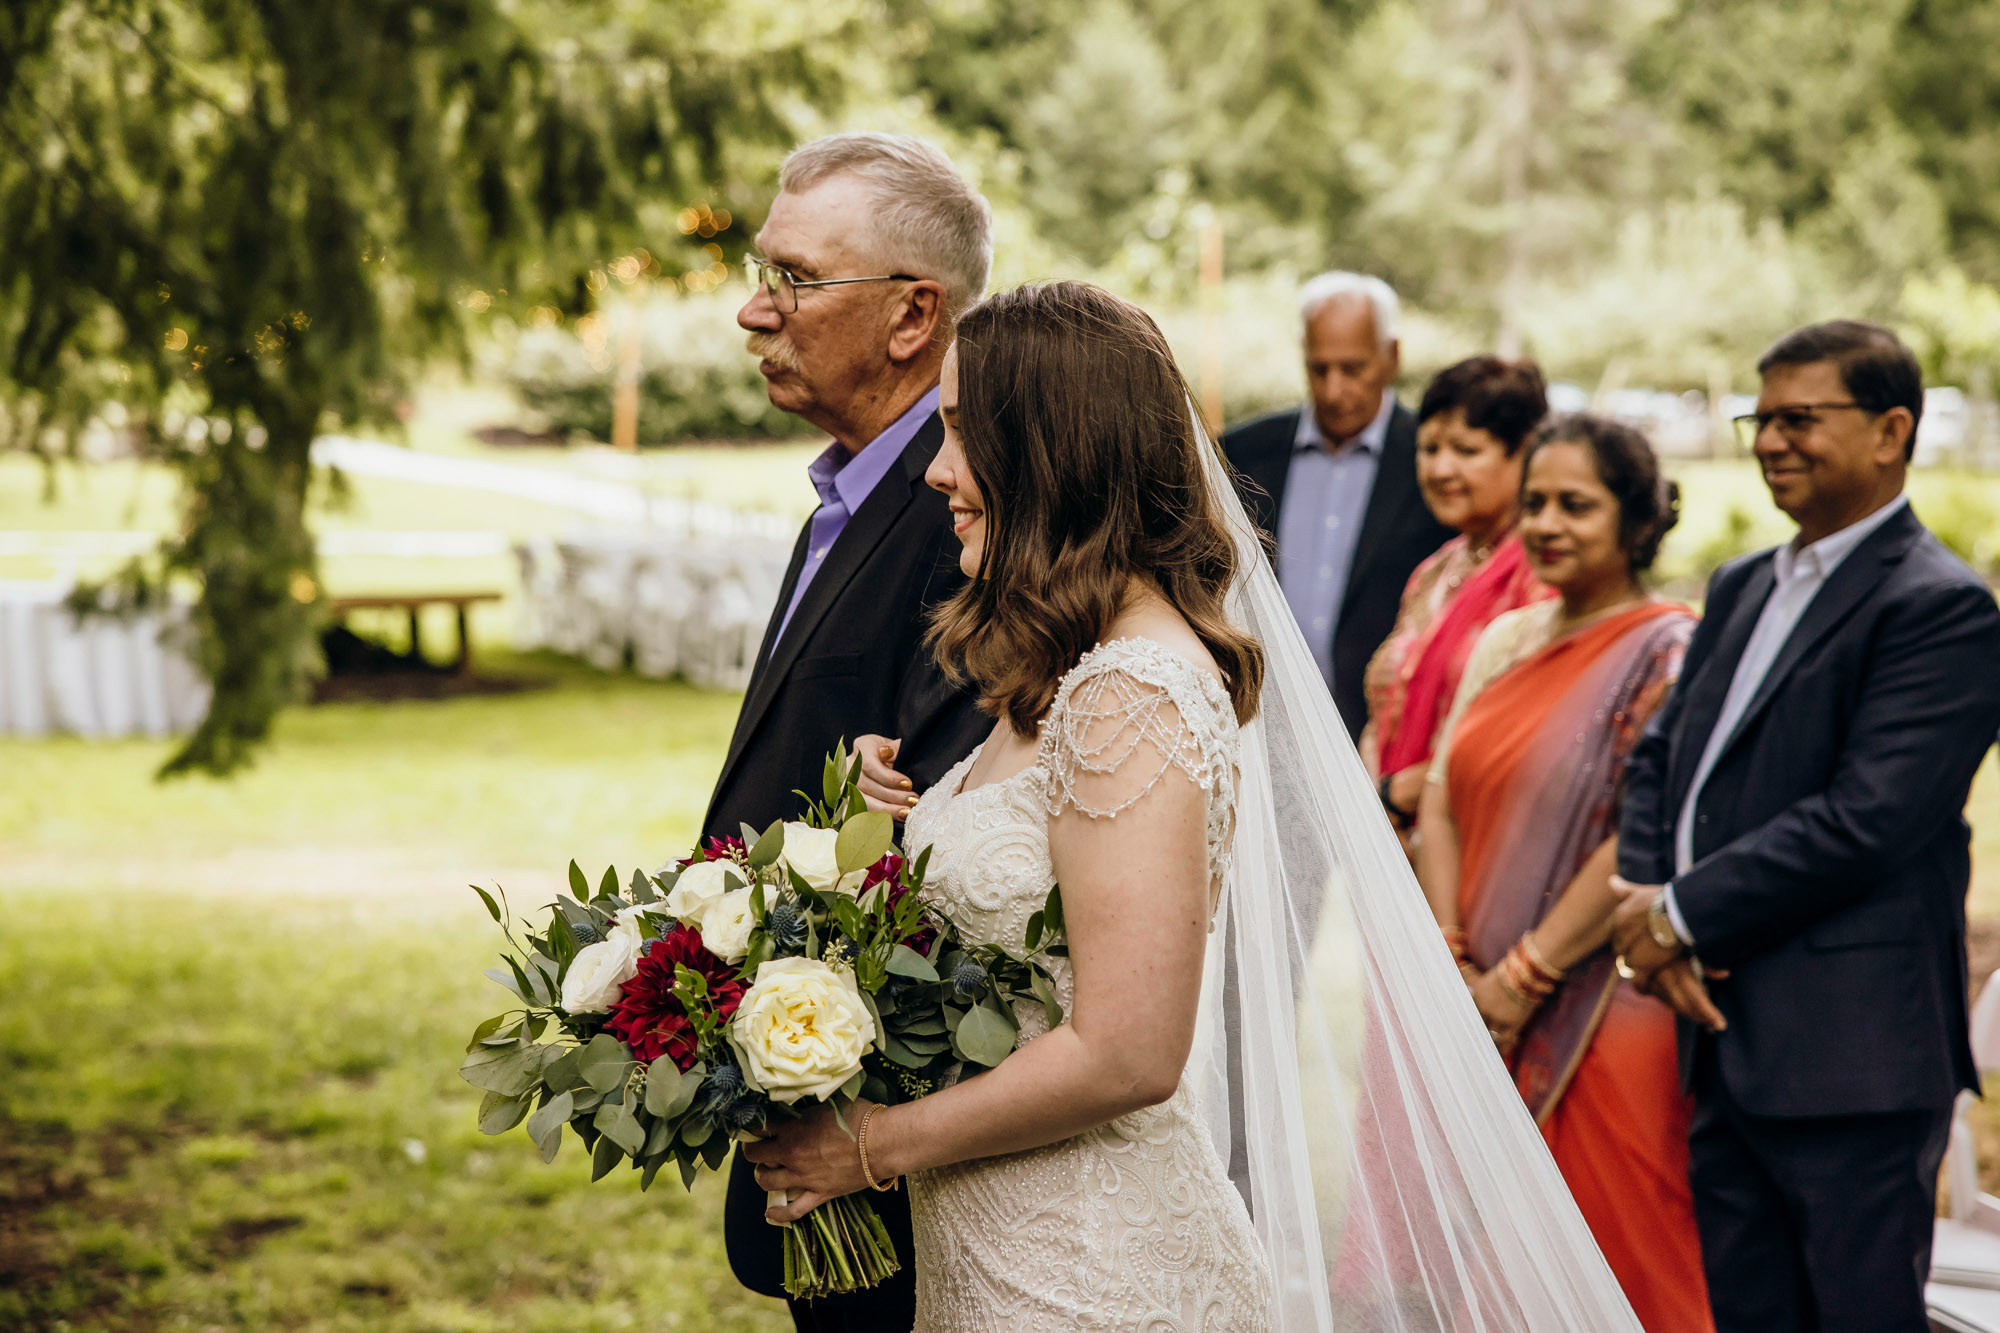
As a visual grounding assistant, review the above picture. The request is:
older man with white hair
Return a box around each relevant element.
[1223,272,1452,739]
[705,131,993,1332]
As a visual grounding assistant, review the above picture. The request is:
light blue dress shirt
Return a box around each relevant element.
[1661,493,1913,945]
[1276,392,1395,688]
[773,387,940,646]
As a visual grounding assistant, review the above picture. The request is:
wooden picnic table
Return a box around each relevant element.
[328,592,502,676]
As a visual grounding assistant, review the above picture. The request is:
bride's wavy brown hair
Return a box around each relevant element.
[929,281,1264,735]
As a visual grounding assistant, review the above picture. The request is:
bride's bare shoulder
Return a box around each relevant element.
[1100,602,1224,689]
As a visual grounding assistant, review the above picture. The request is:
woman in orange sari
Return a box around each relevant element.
[1362,357,1554,847]
[1418,414,1710,1332]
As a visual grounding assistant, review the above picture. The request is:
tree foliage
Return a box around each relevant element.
[0,0,841,774]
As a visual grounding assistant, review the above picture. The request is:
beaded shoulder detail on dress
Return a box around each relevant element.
[1040,637,1240,900]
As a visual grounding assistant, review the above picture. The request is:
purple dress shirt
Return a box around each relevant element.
[773,386,941,646]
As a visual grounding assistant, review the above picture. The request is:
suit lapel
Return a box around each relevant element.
[717,413,941,790]
[752,525,814,675]
[1666,558,1773,811]
[1236,412,1300,538]
[1342,401,1417,619]
[1707,506,1921,764]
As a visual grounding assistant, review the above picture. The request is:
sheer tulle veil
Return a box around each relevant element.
[1187,404,1642,1330]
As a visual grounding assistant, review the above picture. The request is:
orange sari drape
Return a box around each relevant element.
[1447,603,1710,1333]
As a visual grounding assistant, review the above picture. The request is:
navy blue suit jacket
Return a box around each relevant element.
[1618,501,2000,1117]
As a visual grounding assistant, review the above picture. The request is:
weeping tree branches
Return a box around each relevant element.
[0,0,843,775]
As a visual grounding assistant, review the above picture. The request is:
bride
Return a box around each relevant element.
[743,282,1645,1332]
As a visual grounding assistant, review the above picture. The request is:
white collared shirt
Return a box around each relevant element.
[1663,494,1911,944]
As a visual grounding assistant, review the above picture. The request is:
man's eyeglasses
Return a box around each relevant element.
[1731,402,1876,451]
[742,256,918,314]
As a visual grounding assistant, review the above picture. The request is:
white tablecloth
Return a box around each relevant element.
[0,581,211,737]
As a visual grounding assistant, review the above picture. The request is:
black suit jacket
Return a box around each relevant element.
[705,412,988,1308]
[1618,502,2000,1118]
[701,412,989,844]
[1221,402,1451,740]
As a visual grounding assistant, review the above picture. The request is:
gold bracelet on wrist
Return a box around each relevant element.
[856,1103,897,1192]
[1518,932,1566,984]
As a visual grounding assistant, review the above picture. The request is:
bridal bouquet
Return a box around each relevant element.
[459,744,1067,1299]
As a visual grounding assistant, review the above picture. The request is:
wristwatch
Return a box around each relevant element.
[1645,893,1682,952]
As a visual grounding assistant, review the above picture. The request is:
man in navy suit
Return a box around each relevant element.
[1612,321,2000,1333]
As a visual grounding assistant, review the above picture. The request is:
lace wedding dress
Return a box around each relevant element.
[900,637,1276,1332]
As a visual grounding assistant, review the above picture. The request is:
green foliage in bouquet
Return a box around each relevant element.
[458,742,1067,1298]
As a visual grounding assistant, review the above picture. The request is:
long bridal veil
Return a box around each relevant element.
[1189,409,1642,1331]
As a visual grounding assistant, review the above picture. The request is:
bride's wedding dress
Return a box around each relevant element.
[902,636,1275,1331]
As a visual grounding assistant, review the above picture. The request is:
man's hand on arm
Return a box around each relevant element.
[1609,876,1728,1031]
[853,734,920,820]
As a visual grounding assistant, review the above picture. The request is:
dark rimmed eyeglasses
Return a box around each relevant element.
[1731,401,1877,451]
[742,256,919,314]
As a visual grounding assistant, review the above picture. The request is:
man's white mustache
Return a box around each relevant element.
[747,333,802,373]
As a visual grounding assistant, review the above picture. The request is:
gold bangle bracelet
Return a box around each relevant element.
[1518,932,1566,983]
[856,1104,896,1192]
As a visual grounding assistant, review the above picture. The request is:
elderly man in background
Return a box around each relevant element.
[1223,272,1452,739]
[708,131,992,1332]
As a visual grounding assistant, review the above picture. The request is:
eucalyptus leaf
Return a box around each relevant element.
[465,1013,508,1052]
[545,909,578,965]
[747,820,786,869]
[954,1004,1018,1068]
[478,1089,531,1135]
[680,1116,713,1149]
[578,1034,631,1093]
[483,966,524,999]
[590,1132,623,1181]
[882,1033,927,1068]
[886,944,940,982]
[640,1153,666,1191]
[569,860,589,898]
[834,811,895,875]
[644,1114,677,1156]
[678,1155,700,1190]
[541,1047,585,1094]
[700,1131,731,1171]
[594,1101,646,1155]
[599,866,619,899]
[739,822,763,850]
[527,1090,574,1147]
[644,1063,703,1120]
[459,1044,540,1096]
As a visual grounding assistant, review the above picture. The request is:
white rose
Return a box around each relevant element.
[699,887,758,964]
[559,915,644,1013]
[727,957,878,1104]
[665,857,742,926]
[779,823,863,896]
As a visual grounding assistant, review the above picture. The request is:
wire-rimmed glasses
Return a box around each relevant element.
[1730,401,1876,451]
[742,256,919,314]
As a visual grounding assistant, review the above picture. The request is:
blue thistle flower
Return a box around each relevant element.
[950,957,989,1001]
[570,919,604,946]
[699,1058,746,1126]
[765,899,808,951]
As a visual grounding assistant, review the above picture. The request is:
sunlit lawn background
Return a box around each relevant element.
[3,409,1998,1331]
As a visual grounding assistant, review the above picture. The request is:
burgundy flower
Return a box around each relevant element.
[870,854,939,957]
[678,835,746,869]
[605,924,747,1070]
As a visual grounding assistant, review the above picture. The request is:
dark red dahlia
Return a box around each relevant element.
[605,924,747,1070]
[677,835,746,869]
[869,854,938,956]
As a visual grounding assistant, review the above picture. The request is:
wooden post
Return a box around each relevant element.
[1199,214,1224,437]
[611,308,641,452]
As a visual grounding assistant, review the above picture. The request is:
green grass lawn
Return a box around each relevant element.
[0,658,791,1332]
